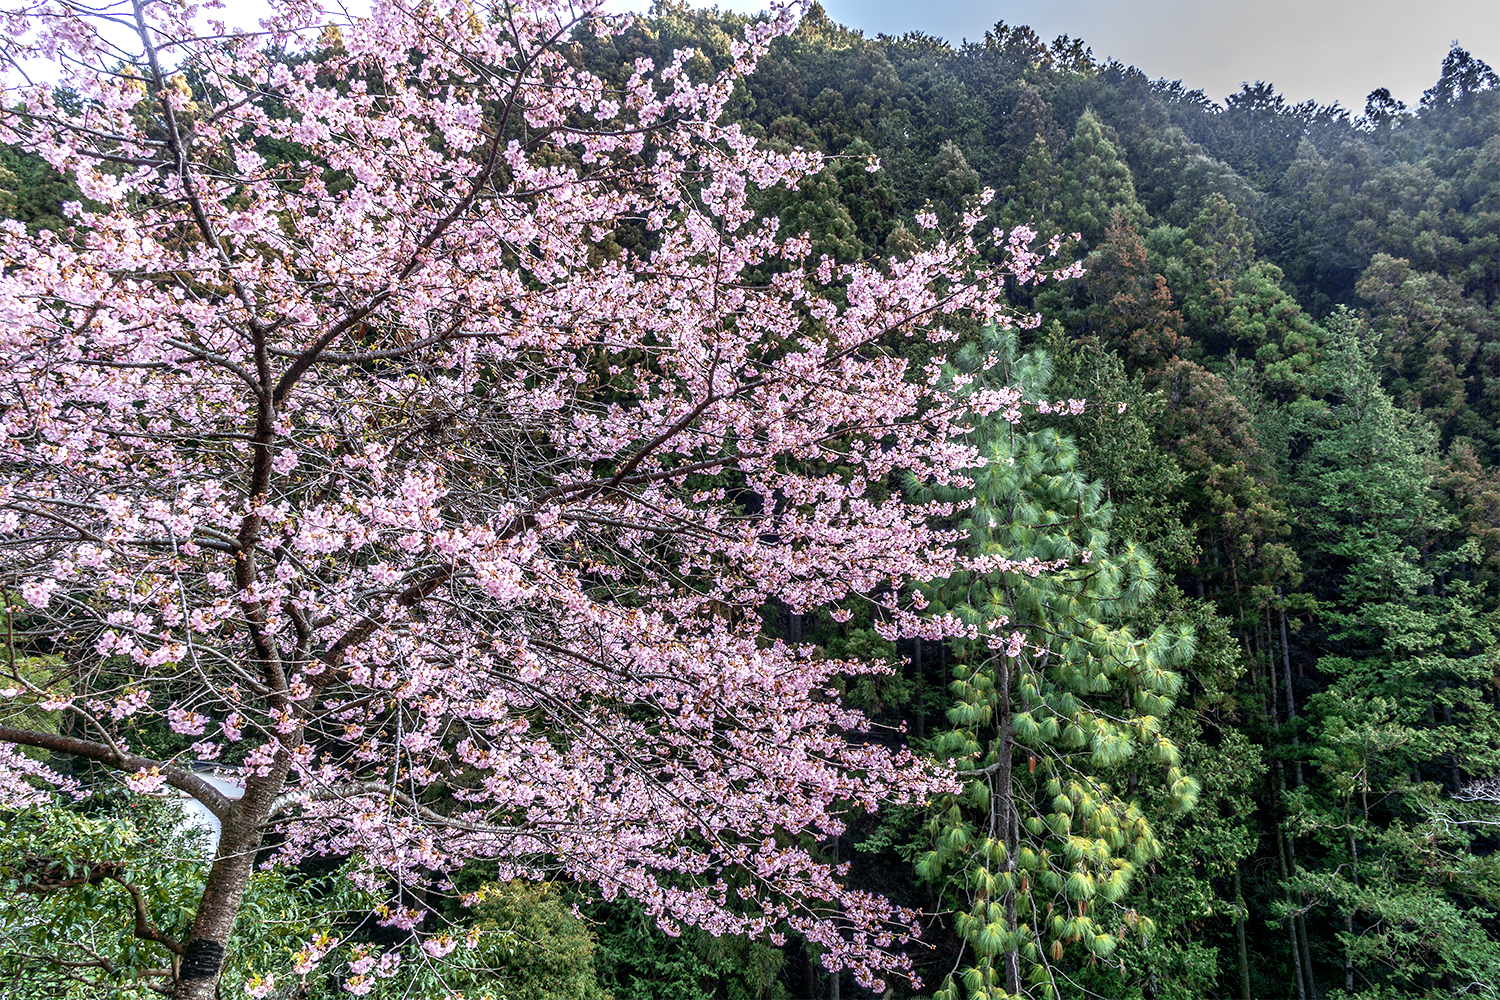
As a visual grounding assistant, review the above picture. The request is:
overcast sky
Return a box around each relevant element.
[812,1,1500,113]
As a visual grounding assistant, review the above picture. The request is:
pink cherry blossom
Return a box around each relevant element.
[0,0,1080,994]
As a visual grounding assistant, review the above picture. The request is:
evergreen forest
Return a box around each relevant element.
[3,3,1500,999]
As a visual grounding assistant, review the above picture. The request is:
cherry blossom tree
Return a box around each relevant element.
[0,1,1079,996]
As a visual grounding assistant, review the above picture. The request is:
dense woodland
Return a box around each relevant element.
[3,3,1500,999]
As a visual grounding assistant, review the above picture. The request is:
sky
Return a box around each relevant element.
[811,1,1500,113]
[6,0,1497,115]
[598,0,1499,114]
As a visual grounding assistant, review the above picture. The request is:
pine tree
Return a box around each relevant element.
[916,325,1197,1000]
[1355,253,1497,455]
[1001,136,1064,236]
[925,139,982,225]
[1188,258,1321,401]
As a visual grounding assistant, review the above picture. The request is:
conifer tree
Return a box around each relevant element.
[916,325,1197,1000]
[1004,86,1063,165]
[1002,136,1065,237]
[926,139,983,225]
[1056,111,1146,247]
[1355,253,1497,453]
[1183,193,1256,287]
[1086,209,1185,369]
[1290,309,1500,996]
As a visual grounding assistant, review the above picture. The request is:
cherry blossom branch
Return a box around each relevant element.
[0,724,234,820]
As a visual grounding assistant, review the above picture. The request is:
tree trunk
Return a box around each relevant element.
[1297,907,1318,999]
[996,654,1021,997]
[1284,825,1318,999]
[1234,869,1252,1000]
[1267,611,1314,1000]
[1277,825,1307,1000]
[1268,626,1280,732]
[173,754,289,999]
[1272,756,1307,1000]
[1277,588,1304,787]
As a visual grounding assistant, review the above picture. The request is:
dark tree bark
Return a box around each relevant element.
[174,749,292,1000]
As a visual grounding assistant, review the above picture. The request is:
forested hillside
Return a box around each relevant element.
[2,2,1498,999]
[572,8,1500,998]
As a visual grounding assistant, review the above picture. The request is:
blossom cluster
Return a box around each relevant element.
[0,0,1080,988]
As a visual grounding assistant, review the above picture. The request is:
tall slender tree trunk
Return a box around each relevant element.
[1274,820,1308,1000]
[1278,773,1318,1000]
[1234,869,1252,1000]
[1265,609,1315,1000]
[1269,686,1307,1000]
[1281,803,1318,999]
[996,654,1021,997]
[1277,588,1304,787]
[1267,624,1280,734]
[1296,899,1318,999]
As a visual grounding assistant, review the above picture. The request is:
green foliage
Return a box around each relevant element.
[1356,253,1500,454]
[924,139,981,222]
[916,325,1196,999]
[585,897,786,1000]
[1055,111,1146,247]
[0,794,621,1000]
[1293,308,1443,623]
[574,17,1500,999]
[0,145,75,235]
[461,881,610,1000]
[1284,307,1500,995]
[0,794,332,999]
[754,163,866,264]
[1084,210,1184,367]
[1043,338,1195,570]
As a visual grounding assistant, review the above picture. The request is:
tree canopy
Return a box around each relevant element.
[4,2,1500,999]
